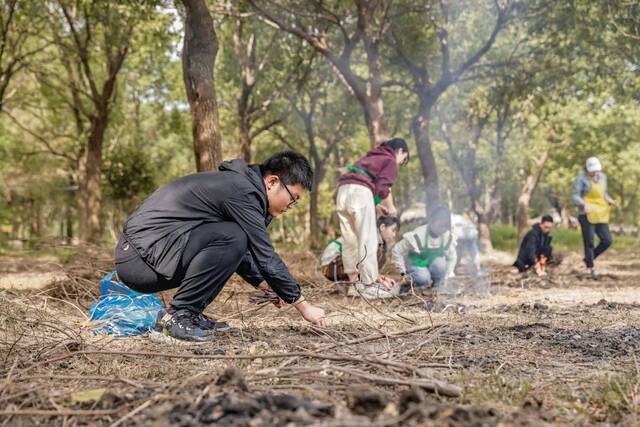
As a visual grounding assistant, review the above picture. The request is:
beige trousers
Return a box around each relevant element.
[336,184,378,284]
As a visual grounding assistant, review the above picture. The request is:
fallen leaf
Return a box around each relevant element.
[71,388,106,403]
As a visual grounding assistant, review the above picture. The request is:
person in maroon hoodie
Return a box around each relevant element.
[336,138,409,294]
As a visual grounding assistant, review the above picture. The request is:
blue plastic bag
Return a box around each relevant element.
[89,271,165,336]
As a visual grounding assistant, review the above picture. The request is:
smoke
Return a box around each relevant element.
[439,270,491,298]
[399,207,492,298]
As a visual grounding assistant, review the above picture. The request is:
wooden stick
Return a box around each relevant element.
[12,375,150,389]
[318,324,442,351]
[109,400,153,427]
[330,366,461,397]
[0,409,118,417]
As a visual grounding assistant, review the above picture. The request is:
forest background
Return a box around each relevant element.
[1,0,639,255]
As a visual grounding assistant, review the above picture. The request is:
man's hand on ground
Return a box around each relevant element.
[534,263,545,277]
[295,301,327,326]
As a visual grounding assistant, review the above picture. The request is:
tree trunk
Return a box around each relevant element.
[239,119,251,162]
[363,93,388,146]
[28,199,41,240]
[309,175,321,250]
[78,115,107,243]
[66,202,73,244]
[362,37,388,145]
[516,191,532,242]
[478,218,493,252]
[516,147,550,241]
[182,0,223,172]
[233,18,256,162]
[413,102,440,209]
[560,205,570,227]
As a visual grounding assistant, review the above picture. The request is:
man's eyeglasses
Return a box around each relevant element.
[280,181,298,208]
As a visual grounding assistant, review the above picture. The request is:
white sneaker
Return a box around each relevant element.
[590,268,600,279]
[358,284,395,300]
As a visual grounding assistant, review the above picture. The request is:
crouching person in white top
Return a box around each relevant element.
[392,206,457,291]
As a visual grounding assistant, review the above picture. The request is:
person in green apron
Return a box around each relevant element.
[572,157,619,278]
[319,216,399,285]
[391,206,457,289]
[336,139,410,289]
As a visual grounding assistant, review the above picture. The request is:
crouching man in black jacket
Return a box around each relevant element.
[115,151,326,342]
[513,215,554,276]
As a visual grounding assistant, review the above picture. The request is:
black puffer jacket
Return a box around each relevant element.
[121,159,301,303]
[513,224,553,272]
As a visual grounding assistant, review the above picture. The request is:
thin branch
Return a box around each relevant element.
[249,117,284,140]
[451,2,511,82]
[2,108,76,162]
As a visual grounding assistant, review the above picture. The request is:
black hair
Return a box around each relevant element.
[541,214,554,224]
[377,216,400,229]
[261,151,314,191]
[428,205,451,229]
[382,138,410,165]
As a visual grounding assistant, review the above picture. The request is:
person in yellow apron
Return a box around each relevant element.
[572,157,619,278]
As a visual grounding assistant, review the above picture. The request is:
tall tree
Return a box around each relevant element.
[438,98,506,251]
[388,0,517,208]
[288,59,354,249]
[181,0,223,171]
[224,10,297,162]
[0,0,47,110]
[41,1,149,243]
[250,0,393,147]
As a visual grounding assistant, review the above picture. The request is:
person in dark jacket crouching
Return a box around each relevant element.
[115,151,326,342]
[513,215,554,276]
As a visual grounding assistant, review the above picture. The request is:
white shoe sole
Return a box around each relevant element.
[147,330,212,346]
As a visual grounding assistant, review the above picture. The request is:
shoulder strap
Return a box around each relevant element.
[330,239,343,254]
[445,232,453,249]
[347,164,377,182]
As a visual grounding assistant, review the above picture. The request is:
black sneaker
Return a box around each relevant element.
[156,310,215,342]
[197,313,231,332]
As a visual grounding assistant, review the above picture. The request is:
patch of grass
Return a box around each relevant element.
[461,369,534,409]
[578,373,640,424]
[490,224,640,252]
[0,244,78,264]
[490,225,518,252]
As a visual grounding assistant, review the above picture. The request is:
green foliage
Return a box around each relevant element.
[491,224,640,253]
[0,0,639,249]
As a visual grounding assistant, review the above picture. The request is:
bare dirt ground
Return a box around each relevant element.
[0,246,639,426]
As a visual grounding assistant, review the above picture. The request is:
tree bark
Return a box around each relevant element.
[309,172,322,249]
[413,100,440,209]
[66,202,73,244]
[182,0,223,171]
[517,147,550,241]
[234,18,256,162]
[358,0,388,145]
[478,219,493,251]
[78,114,107,242]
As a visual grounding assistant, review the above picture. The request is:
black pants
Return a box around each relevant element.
[115,222,255,314]
[514,246,553,273]
[578,214,612,268]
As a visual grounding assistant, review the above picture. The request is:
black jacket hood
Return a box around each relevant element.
[219,159,265,194]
